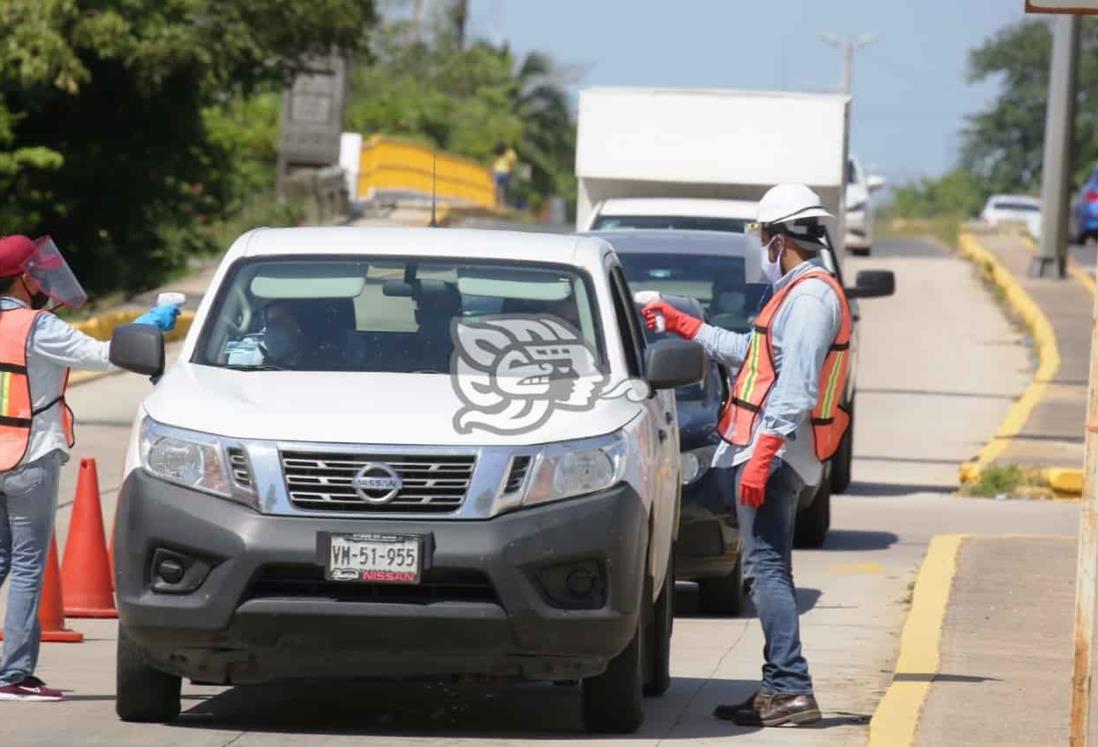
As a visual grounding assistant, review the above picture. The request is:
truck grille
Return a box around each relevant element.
[280,451,476,513]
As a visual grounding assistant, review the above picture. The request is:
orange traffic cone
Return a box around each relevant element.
[60,459,117,618]
[0,536,84,643]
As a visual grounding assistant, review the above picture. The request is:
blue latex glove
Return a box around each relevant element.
[133,304,181,332]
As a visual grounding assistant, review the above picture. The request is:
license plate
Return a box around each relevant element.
[325,533,422,584]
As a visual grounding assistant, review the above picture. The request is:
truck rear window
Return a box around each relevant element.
[194,257,604,373]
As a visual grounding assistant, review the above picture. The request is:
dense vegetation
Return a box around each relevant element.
[0,0,375,295]
[345,10,576,211]
[0,0,577,298]
[891,18,1098,220]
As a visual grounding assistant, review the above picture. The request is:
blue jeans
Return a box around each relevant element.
[0,453,62,685]
[733,459,813,695]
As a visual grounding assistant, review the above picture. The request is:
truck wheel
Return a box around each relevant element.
[697,551,745,616]
[582,615,645,733]
[644,551,674,697]
[116,626,181,723]
[794,480,831,549]
[850,246,870,257]
[830,398,855,495]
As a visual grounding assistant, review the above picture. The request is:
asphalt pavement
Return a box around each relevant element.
[0,235,1080,746]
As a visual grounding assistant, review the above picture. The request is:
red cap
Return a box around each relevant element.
[0,235,36,278]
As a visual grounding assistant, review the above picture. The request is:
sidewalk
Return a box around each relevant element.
[961,231,1091,485]
[915,535,1079,745]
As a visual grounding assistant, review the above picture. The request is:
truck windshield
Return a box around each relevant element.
[617,252,767,334]
[592,215,747,233]
[194,257,603,373]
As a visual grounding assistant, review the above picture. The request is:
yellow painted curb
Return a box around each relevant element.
[1046,467,1084,495]
[956,232,1061,485]
[868,534,967,747]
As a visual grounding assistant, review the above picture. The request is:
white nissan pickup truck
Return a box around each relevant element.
[107,227,705,734]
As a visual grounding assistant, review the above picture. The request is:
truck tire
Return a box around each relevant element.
[697,551,745,616]
[794,480,831,549]
[830,398,855,495]
[644,551,674,697]
[850,246,870,257]
[116,626,181,723]
[582,613,645,733]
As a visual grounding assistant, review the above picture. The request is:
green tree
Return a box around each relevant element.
[345,16,576,210]
[961,17,1098,195]
[891,168,986,219]
[1,0,375,295]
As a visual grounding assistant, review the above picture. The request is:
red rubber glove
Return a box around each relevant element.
[739,433,784,508]
[642,300,703,339]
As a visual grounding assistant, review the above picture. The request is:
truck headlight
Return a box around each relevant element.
[523,432,626,506]
[140,418,232,498]
[681,444,718,485]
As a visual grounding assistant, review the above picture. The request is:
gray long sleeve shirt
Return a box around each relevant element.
[692,257,842,487]
[0,297,114,466]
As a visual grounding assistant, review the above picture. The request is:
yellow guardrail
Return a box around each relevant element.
[356,135,495,208]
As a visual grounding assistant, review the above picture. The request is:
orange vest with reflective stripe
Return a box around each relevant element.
[717,270,852,461]
[0,308,74,471]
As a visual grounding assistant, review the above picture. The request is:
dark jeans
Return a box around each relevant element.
[733,459,813,695]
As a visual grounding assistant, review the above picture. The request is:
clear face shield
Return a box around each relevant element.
[26,236,87,309]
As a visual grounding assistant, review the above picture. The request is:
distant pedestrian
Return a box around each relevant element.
[0,235,180,702]
[492,142,518,208]
[642,185,852,728]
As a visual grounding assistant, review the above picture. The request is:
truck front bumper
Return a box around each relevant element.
[115,470,649,684]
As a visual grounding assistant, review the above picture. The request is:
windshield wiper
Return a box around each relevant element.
[223,364,288,371]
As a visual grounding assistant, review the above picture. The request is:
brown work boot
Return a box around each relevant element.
[713,689,763,724]
[754,692,821,727]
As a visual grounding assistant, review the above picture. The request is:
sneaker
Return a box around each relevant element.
[0,676,63,702]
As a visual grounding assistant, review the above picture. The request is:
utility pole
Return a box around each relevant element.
[820,33,877,95]
[411,0,423,44]
[1033,14,1081,279]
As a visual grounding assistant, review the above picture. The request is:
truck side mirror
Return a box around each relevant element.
[110,324,165,378]
[645,338,706,390]
[845,270,895,299]
[867,175,887,193]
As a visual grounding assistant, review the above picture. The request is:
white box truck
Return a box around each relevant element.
[575,87,851,252]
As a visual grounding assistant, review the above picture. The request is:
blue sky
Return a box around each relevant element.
[465,0,1032,185]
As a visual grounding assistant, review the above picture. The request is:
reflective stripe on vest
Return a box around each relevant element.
[0,308,74,471]
[717,270,853,461]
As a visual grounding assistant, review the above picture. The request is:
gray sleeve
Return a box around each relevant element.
[30,314,114,372]
[692,323,752,368]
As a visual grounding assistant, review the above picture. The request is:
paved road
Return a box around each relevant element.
[0,236,1079,746]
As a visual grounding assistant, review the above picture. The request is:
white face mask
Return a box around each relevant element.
[760,235,784,284]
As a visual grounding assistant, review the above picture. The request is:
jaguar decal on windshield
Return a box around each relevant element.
[450,314,647,435]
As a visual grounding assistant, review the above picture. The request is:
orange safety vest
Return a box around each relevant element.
[0,307,73,471]
[717,269,853,461]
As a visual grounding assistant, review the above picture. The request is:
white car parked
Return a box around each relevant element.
[980,194,1042,239]
[845,156,886,256]
[107,227,704,734]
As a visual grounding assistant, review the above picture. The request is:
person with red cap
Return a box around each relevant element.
[0,234,179,702]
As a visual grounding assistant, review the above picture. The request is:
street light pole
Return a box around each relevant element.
[820,33,877,95]
[1033,14,1081,279]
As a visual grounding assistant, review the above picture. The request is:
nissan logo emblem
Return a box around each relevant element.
[350,463,403,504]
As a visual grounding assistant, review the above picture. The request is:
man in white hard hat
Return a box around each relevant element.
[642,184,853,727]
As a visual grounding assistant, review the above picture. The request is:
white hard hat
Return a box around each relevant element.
[757,183,833,227]
[756,184,833,251]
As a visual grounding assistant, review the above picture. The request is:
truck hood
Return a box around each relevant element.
[142,363,643,446]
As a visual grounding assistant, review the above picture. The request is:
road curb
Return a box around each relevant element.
[868,534,967,747]
[954,232,1080,495]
